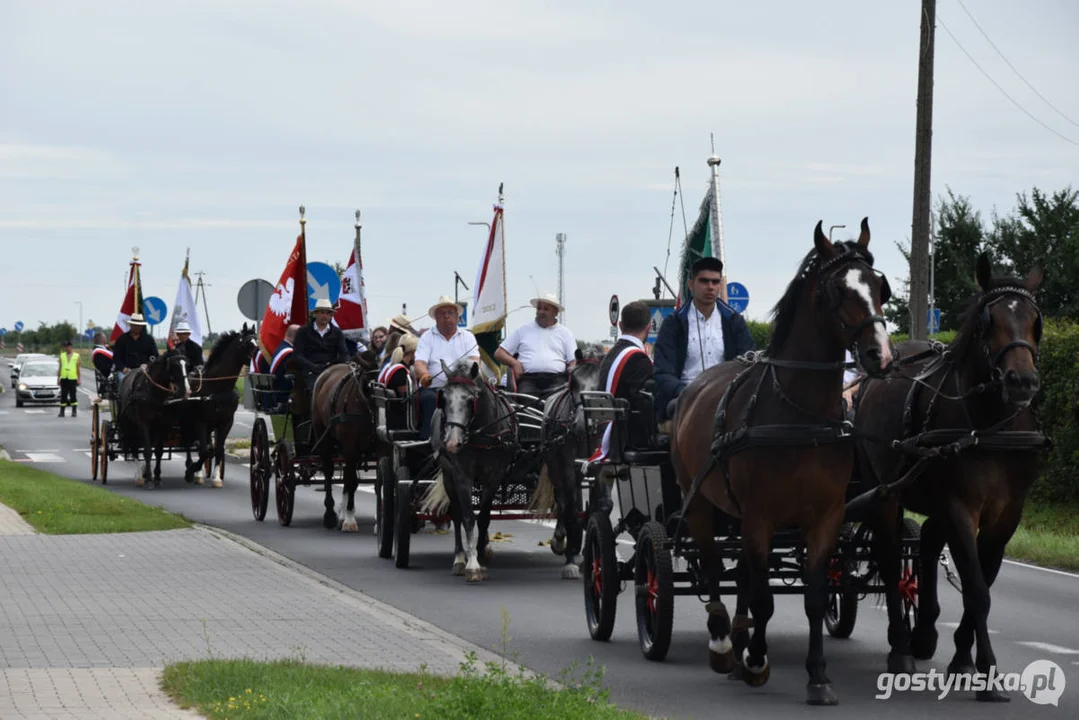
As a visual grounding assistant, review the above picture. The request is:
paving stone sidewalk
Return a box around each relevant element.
[0,514,508,719]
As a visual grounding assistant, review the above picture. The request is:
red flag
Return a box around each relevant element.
[334,248,367,334]
[110,257,144,342]
[259,232,308,361]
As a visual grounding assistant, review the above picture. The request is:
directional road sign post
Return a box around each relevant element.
[13,321,24,333]
[143,296,168,326]
[306,262,342,310]
[237,278,275,327]
[458,301,469,328]
[643,299,676,344]
[609,295,619,327]
[928,308,941,335]
[83,328,95,340]
[0,328,6,337]
[726,282,750,314]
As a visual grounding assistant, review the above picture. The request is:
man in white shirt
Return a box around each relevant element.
[495,292,577,401]
[413,295,481,440]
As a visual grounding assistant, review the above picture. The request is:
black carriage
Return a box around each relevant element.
[576,389,923,661]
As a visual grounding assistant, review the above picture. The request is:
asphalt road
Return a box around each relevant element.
[1,357,1076,718]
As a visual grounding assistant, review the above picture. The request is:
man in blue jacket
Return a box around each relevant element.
[653,256,755,425]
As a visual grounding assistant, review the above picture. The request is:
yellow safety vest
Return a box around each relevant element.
[59,352,79,380]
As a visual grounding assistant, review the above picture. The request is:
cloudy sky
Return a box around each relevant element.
[2,0,1076,343]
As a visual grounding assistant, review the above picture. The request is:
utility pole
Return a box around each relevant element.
[193,271,213,337]
[909,0,936,340]
[555,233,566,322]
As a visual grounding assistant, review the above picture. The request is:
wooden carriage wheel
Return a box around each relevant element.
[376,456,395,559]
[275,441,295,526]
[900,517,921,635]
[635,520,674,661]
[583,512,619,642]
[99,420,111,484]
[249,419,270,521]
[90,404,100,481]
[393,468,413,569]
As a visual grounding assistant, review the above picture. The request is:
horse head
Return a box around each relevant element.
[438,359,492,455]
[809,218,894,377]
[206,324,260,381]
[567,342,605,405]
[148,349,190,400]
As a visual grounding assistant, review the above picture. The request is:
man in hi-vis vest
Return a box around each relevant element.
[57,339,81,417]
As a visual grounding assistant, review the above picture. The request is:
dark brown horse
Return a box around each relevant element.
[669,220,892,705]
[309,357,379,531]
[854,254,1048,702]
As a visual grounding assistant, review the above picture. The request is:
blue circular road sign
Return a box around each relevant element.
[0,328,6,336]
[13,321,24,332]
[726,282,750,314]
[306,262,342,311]
[142,296,168,326]
[83,328,95,340]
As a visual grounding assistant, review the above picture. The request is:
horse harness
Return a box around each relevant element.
[439,375,519,450]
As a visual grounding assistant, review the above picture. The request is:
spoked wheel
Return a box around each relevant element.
[275,441,295,526]
[900,517,921,635]
[249,418,270,521]
[90,404,100,481]
[376,456,396,559]
[824,555,859,639]
[99,420,111,484]
[583,512,619,641]
[394,468,413,569]
[635,520,674,661]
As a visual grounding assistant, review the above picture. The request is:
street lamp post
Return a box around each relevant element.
[828,224,846,242]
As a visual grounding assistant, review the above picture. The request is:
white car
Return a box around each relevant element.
[10,353,49,388]
[15,358,61,407]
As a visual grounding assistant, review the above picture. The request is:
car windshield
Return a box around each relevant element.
[21,362,59,376]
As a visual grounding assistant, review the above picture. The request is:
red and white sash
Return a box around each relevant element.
[587,345,649,465]
[378,362,409,388]
[92,346,114,361]
[270,345,293,373]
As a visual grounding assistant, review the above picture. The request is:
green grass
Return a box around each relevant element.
[0,459,191,534]
[162,653,648,720]
[906,501,1079,572]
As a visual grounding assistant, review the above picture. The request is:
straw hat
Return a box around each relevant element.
[428,295,464,319]
[530,292,563,311]
[128,313,147,327]
[312,298,336,313]
[175,320,192,333]
[388,314,415,334]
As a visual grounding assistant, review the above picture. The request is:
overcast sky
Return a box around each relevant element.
[2,0,1076,343]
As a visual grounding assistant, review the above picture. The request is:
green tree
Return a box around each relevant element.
[932,189,996,331]
[988,186,1079,319]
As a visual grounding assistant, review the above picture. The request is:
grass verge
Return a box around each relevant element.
[906,500,1079,572]
[162,653,647,720]
[0,459,191,534]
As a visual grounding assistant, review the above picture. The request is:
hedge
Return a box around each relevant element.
[742,318,1079,503]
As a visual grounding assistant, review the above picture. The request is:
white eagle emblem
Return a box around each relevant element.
[268,278,295,320]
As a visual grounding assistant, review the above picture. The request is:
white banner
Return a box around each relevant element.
[471,205,506,333]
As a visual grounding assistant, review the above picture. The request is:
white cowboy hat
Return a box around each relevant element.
[175,321,192,333]
[530,292,563,311]
[312,298,336,313]
[427,295,464,319]
[128,313,147,326]
[387,314,416,334]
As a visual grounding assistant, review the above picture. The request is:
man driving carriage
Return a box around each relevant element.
[413,295,481,441]
[111,313,158,384]
[292,298,350,396]
[494,292,577,402]
[171,320,204,369]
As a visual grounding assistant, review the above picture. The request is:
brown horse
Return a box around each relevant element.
[669,219,892,705]
[854,254,1048,702]
[308,356,379,531]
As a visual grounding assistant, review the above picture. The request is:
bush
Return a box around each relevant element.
[1030,319,1079,503]
[745,320,772,351]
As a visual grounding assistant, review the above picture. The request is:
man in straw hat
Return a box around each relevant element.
[495,292,577,401]
[172,320,204,370]
[413,295,480,440]
[293,298,350,395]
[112,312,158,385]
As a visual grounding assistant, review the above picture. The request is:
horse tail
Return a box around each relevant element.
[418,470,451,516]
[528,463,556,513]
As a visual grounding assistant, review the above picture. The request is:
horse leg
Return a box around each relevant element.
[869,501,916,674]
[729,554,752,681]
[322,453,338,529]
[682,497,735,675]
[445,471,467,575]
[563,466,586,578]
[449,462,482,582]
[740,517,775,688]
[475,479,499,581]
[340,461,360,533]
[801,504,845,705]
[910,514,948,660]
[153,430,165,488]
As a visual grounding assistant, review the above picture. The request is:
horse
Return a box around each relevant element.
[436,359,518,582]
[308,355,379,532]
[535,343,606,579]
[669,219,893,705]
[116,350,192,488]
[178,325,259,488]
[853,253,1048,702]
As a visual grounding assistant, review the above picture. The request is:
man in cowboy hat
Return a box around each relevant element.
[495,292,577,401]
[112,313,158,384]
[413,295,481,440]
[292,298,349,394]
[172,320,204,370]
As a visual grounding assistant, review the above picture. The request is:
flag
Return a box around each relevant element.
[335,249,368,339]
[110,255,144,342]
[471,202,507,378]
[259,230,308,362]
[169,250,203,346]
[677,186,718,308]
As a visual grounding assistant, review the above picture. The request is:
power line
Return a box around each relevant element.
[955,0,1079,129]
[937,14,1079,147]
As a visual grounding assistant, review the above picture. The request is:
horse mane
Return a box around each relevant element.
[766,240,871,356]
[205,331,240,369]
[949,271,1031,365]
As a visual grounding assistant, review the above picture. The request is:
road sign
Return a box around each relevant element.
[13,321,23,332]
[0,328,5,336]
[306,262,342,310]
[237,278,275,322]
[645,302,676,344]
[609,295,619,326]
[928,308,941,335]
[726,282,750,314]
[458,301,469,328]
[16,343,23,352]
[143,296,168,326]
[83,328,95,340]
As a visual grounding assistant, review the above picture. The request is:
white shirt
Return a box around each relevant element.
[499,321,577,374]
[681,303,725,385]
[315,324,330,337]
[843,349,858,386]
[415,327,480,388]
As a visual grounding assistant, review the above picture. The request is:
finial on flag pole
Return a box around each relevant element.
[498,182,504,205]
[298,205,306,226]
[132,246,140,261]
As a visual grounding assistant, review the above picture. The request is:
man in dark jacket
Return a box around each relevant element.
[653,257,754,424]
[172,321,204,369]
[112,313,158,383]
[292,299,349,393]
[597,301,655,450]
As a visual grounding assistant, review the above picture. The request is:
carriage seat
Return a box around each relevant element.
[370,383,420,443]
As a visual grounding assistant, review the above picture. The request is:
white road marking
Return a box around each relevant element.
[0,411,7,415]
[1002,558,1079,579]
[24,453,64,463]
[23,409,46,414]
[1016,641,1079,655]
[939,622,998,635]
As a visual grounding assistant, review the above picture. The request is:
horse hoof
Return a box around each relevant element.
[341,519,359,533]
[742,658,770,688]
[947,659,976,678]
[195,472,205,486]
[709,649,735,675]
[887,652,916,674]
[483,545,494,564]
[211,478,223,489]
[184,473,195,484]
[135,476,145,488]
[806,683,839,706]
[452,562,466,576]
[910,626,938,660]
[561,563,581,580]
[465,569,483,583]
[550,535,567,556]
[323,513,338,530]
[976,689,1011,703]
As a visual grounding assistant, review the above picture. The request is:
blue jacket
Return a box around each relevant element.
[653,300,755,421]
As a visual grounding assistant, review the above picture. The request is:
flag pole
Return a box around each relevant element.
[354,208,367,335]
[707,134,728,303]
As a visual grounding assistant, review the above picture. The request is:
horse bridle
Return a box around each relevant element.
[815,248,891,357]
[978,285,1042,372]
